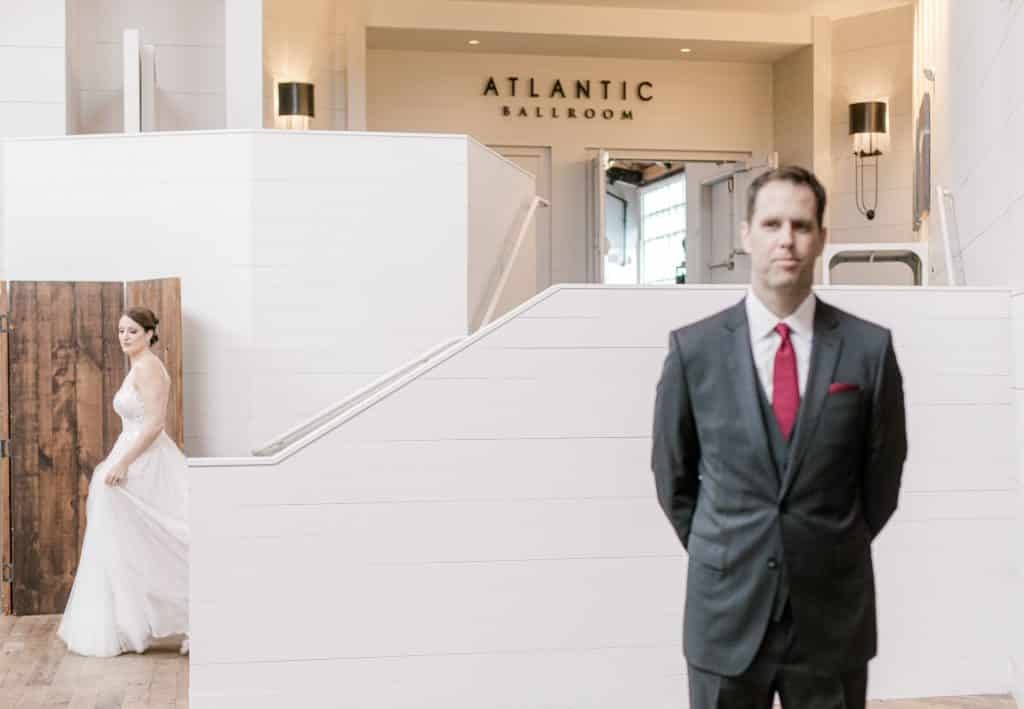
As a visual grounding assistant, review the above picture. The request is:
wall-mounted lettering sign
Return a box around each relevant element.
[482,76,652,120]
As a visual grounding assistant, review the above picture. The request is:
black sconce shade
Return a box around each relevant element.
[278,82,315,118]
[849,101,887,136]
[849,100,888,221]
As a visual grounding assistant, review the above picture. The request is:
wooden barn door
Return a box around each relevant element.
[0,282,11,615]
[0,279,183,615]
[126,278,183,449]
[5,282,126,615]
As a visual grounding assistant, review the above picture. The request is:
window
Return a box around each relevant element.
[640,174,686,284]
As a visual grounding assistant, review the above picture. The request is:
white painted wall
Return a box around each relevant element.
[188,283,1015,707]
[0,0,67,138]
[368,50,774,285]
[828,5,916,286]
[262,0,341,130]
[69,0,225,133]
[467,140,537,328]
[914,0,1024,291]
[1,130,532,457]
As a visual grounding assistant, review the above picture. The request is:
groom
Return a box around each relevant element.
[651,166,907,708]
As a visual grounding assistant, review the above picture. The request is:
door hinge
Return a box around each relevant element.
[1,562,12,584]
[0,439,8,458]
[0,314,7,333]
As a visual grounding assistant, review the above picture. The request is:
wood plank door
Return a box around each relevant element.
[0,281,10,615]
[7,282,125,615]
[125,278,183,449]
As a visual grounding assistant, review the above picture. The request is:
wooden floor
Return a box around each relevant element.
[0,615,1017,708]
[0,615,186,708]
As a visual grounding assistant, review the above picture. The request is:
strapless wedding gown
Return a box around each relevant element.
[57,370,189,657]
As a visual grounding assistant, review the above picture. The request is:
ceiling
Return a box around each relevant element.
[368,29,804,63]
[456,0,912,18]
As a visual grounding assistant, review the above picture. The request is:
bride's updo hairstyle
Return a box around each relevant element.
[123,306,160,346]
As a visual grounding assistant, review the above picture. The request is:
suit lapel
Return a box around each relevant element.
[779,300,842,500]
[724,301,780,487]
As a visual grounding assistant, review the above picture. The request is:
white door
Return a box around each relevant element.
[684,162,771,284]
[489,145,552,289]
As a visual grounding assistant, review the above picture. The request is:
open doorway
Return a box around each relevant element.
[603,158,687,285]
[588,151,746,285]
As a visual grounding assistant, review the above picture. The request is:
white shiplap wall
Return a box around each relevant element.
[189,284,1016,707]
[0,0,67,138]
[914,3,1024,700]
[1,130,536,457]
[69,0,225,133]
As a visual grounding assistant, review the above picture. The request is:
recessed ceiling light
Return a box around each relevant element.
[679,48,692,53]
[468,39,481,45]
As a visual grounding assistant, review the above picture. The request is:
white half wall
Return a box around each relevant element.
[1,129,535,457]
[189,283,1016,707]
[1014,288,1024,707]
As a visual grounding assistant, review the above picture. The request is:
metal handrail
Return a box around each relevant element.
[479,196,550,328]
[251,336,464,457]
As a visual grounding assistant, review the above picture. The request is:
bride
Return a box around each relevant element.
[57,307,190,657]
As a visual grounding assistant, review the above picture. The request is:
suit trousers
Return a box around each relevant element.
[687,603,867,709]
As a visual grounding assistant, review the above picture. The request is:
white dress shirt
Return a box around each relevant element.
[745,288,816,401]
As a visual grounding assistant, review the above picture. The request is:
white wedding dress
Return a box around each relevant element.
[57,368,189,657]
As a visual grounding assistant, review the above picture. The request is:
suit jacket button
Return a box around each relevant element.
[767,558,779,570]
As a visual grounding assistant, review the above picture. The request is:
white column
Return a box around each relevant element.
[225,0,264,129]
[122,29,141,134]
[141,44,156,131]
[811,15,832,284]
[343,0,367,130]
[811,16,832,199]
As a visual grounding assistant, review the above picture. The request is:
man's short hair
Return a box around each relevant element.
[746,165,827,230]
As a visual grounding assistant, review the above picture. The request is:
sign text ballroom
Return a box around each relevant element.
[483,76,653,120]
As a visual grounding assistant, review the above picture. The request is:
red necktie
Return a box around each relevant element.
[772,323,799,440]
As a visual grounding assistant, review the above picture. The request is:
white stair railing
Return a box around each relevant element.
[479,195,550,329]
[251,336,463,457]
[935,184,966,286]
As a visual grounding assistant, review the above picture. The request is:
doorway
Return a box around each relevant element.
[588,151,759,284]
[602,158,689,285]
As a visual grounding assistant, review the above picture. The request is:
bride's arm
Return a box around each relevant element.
[104,359,170,485]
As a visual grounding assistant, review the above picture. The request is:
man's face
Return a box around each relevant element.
[740,180,826,297]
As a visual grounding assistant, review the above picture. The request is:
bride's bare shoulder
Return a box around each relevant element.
[134,355,170,388]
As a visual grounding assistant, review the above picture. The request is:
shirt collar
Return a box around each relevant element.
[745,288,816,340]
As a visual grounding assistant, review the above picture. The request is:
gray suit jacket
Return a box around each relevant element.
[651,296,907,675]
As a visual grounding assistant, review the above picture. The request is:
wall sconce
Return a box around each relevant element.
[278,82,315,129]
[849,100,888,220]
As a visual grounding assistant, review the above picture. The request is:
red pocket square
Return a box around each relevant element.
[828,382,860,394]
